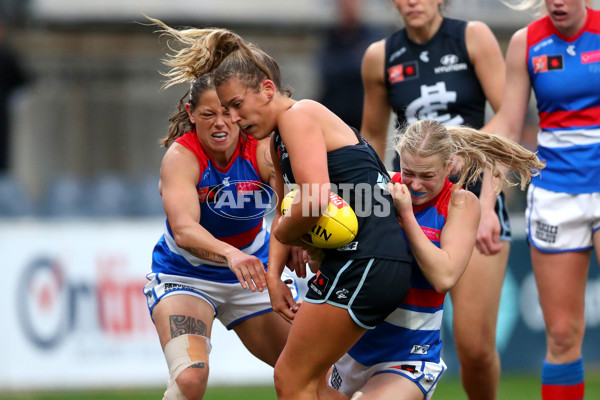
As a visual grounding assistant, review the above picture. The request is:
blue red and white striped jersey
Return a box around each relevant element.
[347,174,453,365]
[151,131,271,282]
[526,8,600,193]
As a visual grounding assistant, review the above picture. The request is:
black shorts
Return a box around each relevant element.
[495,192,512,241]
[304,257,411,329]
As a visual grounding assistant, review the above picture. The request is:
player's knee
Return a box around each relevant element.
[546,322,583,355]
[455,330,496,364]
[176,367,209,400]
[273,363,286,394]
[273,360,296,397]
[456,341,497,368]
[163,334,212,400]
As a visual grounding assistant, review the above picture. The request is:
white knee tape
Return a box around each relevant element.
[163,378,186,400]
[164,334,212,383]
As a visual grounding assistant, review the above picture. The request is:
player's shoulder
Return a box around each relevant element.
[363,38,386,62]
[449,187,478,209]
[465,20,495,38]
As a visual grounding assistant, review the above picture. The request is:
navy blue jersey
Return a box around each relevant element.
[273,128,411,262]
[385,18,487,194]
[385,18,486,129]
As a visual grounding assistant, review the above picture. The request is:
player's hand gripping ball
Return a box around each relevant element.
[280,190,358,249]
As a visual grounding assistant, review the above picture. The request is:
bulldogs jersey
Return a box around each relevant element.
[347,174,453,366]
[272,128,411,262]
[151,132,271,282]
[526,9,600,194]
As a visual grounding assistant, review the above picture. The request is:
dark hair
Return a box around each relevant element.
[160,73,214,148]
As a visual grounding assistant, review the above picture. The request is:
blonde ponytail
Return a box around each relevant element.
[394,120,545,194]
[446,126,544,193]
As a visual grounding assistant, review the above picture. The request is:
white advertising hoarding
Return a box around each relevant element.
[0,219,274,390]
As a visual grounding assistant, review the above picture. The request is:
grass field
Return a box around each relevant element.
[3,372,600,400]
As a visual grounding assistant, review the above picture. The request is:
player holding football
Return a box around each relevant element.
[325,119,544,400]
[149,17,415,400]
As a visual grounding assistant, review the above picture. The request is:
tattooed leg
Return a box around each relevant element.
[163,315,212,400]
[170,315,208,338]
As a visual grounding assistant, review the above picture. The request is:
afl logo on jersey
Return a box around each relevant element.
[205,179,276,220]
[440,54,459,66]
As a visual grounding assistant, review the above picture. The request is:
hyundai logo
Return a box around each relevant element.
[440,54,459,66]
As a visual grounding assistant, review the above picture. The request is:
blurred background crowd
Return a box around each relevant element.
[0,0,539,219]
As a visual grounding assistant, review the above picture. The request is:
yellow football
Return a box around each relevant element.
[280,189,358,249]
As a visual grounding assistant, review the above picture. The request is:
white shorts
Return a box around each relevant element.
[330,353,446,400]
[144,271,299,329]
[526,184,600,252]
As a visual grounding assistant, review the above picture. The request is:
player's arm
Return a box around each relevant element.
[257,135,306,277]
[492,28,531,143]
[478,28,531,255]
[161,144,266,291]
[465,21,506,255]
[267,136,301,322]
[465,21,505,134]
[360,39,392,161]
[390,183,480,293]
[271,106,330,247]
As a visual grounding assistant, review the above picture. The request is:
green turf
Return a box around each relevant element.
[2,372,600,399]
[436,371,600,400]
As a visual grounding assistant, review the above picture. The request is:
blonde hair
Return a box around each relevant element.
[394,120,545,194]
[148,17,291,96]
